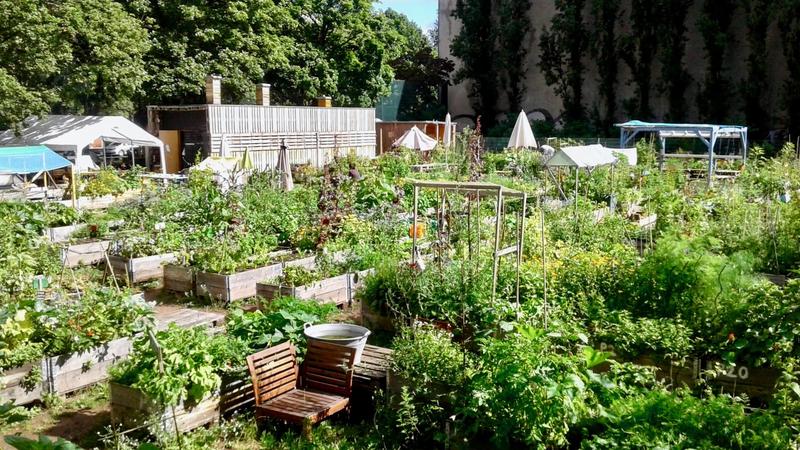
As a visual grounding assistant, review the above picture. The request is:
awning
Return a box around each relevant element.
[546,144,637,168]
[0,115,164,153]
[0,145,72,174]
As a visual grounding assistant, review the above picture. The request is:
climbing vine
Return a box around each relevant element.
[697,0,736,122]
[451,0,499,130]
[497,0,532,113]
[590,0,621,131]
[777,0,800,137]
[539,0,588,123]
[657,0,692,122]
[741,0,771,135]
[619,0,659,119]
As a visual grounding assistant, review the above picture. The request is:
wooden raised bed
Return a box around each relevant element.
[592,343,700,388]
[196,262,284,303]
[256,269,372,307]
[110,372,252,433]
[107,253,177,285]
[701,360,780,402]
[62,240,111,268]
[1,308,225,406]
[360,300,395,332]
[163,264,196,294]
[110,382,220,434]
[0,362,45,405]
[43,224,84,243]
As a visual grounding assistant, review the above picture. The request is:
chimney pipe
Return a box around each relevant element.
[205,75,222,104]
[256,83,271,106]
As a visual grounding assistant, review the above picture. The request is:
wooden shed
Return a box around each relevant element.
[376,121,456,155]
[146,77,376,173]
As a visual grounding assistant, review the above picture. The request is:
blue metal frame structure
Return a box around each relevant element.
[616,121,748,185]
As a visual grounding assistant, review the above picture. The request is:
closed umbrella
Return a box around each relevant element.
[240,147,254,170]
[507,110,538,149]
[277,141,294,191]
[443,113,452,148]
[392,126,438,151]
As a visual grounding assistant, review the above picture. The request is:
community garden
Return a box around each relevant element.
[2,133,800,449]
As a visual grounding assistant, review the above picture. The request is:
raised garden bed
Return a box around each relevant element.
[107,253,177,285]
[43,224,84,243]
[701,360,781,403]
[1,308,224,406]
[256,269,372,307]
[592,344,700,389]
[110,382,220,434]
[61,240,111,268]
[110,372,252,433]
[163,264,196,293]
[196,263,284,303]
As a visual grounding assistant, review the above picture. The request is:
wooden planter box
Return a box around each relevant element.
[256,269,372,307]
[163,264,196,293]
[110,382,220,434]
[62,240,111,268]
[701,360,780,402]
[44,337,132,395]
[592,344,700,389]
[0,362,45,405]
[635,214,658,230]
[196,263,283,303]
[360,300,395,332]
[107,253,177,285]
[44,224,84,243]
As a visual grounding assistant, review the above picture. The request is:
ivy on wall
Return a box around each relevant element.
[539,0,588,123]
[777,0,800,137]
[590,0,621,131]
[697,0,736,122]
[619,0,659,119]
[497,0,533,113]
[741,0,771,135]
[657,0,692,122]
[451,0,499,129]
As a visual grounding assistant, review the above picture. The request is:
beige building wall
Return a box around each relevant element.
[439,0,789,132]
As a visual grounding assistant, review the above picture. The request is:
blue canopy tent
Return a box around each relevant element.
[616,121,748,186]
[0,145,75,203]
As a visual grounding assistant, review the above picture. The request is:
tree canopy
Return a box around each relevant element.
[0,0,442,131]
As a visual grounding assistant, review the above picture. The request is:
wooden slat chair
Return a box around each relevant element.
[246,340,357,436]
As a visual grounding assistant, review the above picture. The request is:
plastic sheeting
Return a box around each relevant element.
[0,146,72,174]
[546,144,637,168]
[507,111,538,149]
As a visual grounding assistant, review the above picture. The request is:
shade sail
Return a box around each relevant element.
[393,126,437,151]
[0,146,72,174]
[507,110,538,149]
[546,144,637,168]
[0,115,163,153]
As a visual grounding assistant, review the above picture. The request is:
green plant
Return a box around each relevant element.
[4,435,79,450]
[110,325,222,407]
[81,168,134,198]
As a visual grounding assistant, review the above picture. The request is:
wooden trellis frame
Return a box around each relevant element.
[409,180,527,304]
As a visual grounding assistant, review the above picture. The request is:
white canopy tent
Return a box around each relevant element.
[392,125,438,151]
[0,115,166,175]
[546,144,637,168]
[507,110,538,149]
[545,144,637,204]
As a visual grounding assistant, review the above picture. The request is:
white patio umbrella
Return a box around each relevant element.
[443,113,452,148]
[507,110,538,149]
[276,142,294,191]
[393,126,437,151]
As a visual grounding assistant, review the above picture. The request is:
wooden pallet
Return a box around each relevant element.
[353,345,393,393]
[155,308,225,331]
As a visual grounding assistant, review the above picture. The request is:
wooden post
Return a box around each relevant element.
[491,188,503,302]
[516,194,527,308]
